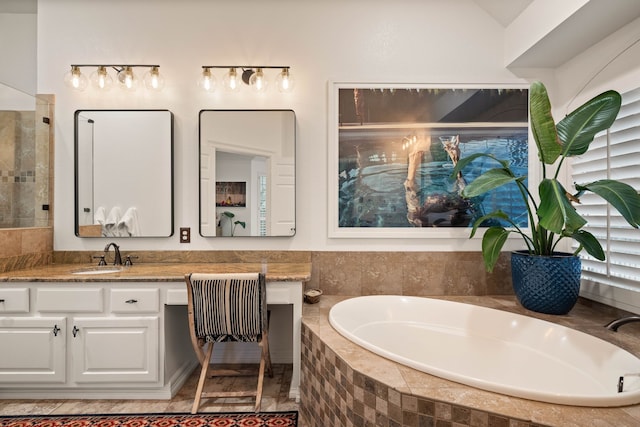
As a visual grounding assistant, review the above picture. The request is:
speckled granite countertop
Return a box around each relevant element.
[0,263,312,283]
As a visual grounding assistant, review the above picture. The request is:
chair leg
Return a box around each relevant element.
[263,332,273,378]
[191,342,214,414]
[255,335,268,412]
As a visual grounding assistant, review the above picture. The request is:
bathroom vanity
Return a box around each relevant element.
[0,263,310,400]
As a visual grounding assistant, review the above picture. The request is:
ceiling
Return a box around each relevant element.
[0,0,536,23]
[3,0,638,69]
[473,0,533,27]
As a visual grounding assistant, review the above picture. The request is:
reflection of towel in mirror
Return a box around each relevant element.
[118,207,141,237]
[94,207,107,225]
[104,206,122,237]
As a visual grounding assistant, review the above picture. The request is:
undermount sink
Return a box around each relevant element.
[71,266,123,275]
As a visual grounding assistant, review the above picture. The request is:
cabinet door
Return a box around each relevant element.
[0,317,66,383]
[70,316,159,383]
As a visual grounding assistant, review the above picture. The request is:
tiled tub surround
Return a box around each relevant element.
[301,296,640,427]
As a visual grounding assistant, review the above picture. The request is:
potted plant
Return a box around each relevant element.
[453,81,640,314]
[221,211,246,236]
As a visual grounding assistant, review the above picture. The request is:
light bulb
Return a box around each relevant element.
[143,66,164,91]
[249,68,268,92]
[198,67,216,92]
[90,66,113,91]
[117,66,137,91]
[64,66,88,91]
[275,68,294,93]
[222,68,240,92]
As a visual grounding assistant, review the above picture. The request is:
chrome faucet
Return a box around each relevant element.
[604,316,640,331]
[104,242,123,266]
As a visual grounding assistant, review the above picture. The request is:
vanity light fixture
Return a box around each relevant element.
[198,67,216,92]
[143,66,164,91]
[64,64,163,92]
[90,66,113,91]
[199,66,293,93]
[64,66,89,91]
[222,67,241,92]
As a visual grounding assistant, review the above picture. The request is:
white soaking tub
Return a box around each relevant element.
[329,295,640,407]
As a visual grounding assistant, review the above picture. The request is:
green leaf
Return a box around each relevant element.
[461,168,517,198]
[235,221,247,229]
[451,152,509,180]
[557,90,621,157]
[469,210,511,238]
[571,230,605,260]
[537,179,587,234]
[576,180,640,227]
[222,211,235,219]
[530,81,561,165]
[481,226,511,272]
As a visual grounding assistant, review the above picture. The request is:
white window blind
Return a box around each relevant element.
[572,87,640,293]
[258,175,267,237]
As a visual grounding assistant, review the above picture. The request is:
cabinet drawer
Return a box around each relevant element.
[110,289,159,313]
[36,288,103,312]
[0,288,30,313]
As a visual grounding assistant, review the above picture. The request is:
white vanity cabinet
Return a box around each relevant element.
[0,315,66,383]
[0,264,308,401]
[0,283,171,397]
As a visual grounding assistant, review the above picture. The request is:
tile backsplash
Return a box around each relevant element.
[52,250,512,297]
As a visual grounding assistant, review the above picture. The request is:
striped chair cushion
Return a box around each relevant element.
[188,272,266,343]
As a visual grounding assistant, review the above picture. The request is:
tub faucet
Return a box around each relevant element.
[604,316,640,332]
[104,242,123,266]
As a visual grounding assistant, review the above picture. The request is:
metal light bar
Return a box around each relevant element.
[199,66,294,93]
[64,64,163,92]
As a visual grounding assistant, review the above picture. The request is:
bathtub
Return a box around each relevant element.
[329,295,640,407]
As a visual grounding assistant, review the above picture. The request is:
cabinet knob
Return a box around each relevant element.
[125,299,138,304]
[0,299,4,303]
[72,325,80,337]
[53,324,61,337]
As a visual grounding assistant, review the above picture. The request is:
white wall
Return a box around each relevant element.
[0,11,36,94]
[36,0,536,253]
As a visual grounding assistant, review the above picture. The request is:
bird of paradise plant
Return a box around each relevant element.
[453,81,640,272]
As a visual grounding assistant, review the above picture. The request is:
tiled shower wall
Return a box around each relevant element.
[0,96,51,229]
[0,110,35,228]
[0,95,54,274]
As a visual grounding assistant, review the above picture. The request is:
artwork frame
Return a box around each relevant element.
[328,81,533,238]
[215,181,246,207]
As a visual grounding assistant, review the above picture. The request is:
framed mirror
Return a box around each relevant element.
[199,110,295,237]
[75,110,174,237]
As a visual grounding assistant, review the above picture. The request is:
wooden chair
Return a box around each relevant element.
[185,272,272,413]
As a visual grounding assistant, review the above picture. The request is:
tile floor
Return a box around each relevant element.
[0,364,305,424]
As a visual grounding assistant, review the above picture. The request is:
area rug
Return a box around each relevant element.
[0,412,298,427]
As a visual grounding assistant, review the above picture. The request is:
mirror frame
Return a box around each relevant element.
[74,109,174,238]
[198,109,296,237]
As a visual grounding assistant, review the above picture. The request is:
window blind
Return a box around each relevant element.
[571,87,640,292]
[258,175,267,236]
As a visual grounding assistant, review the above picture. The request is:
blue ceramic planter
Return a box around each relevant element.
[511,250,581,315]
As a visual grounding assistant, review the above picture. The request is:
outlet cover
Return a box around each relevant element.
[180,227,190,243]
